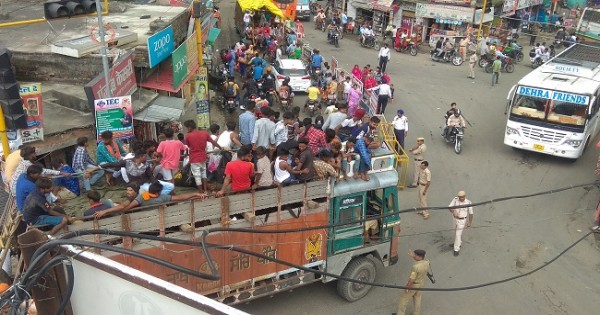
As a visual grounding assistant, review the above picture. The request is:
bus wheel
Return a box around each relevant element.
[337,256,376,302]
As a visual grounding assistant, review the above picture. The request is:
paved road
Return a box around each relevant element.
[215,3,600,315]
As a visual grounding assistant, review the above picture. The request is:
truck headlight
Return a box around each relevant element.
[506,126,519,136]
[564,139,582,148]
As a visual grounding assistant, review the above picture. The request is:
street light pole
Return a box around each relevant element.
[476,0,488,41]
[95,0,112,98]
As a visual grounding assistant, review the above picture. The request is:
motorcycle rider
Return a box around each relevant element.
[242,78,259,105]
[540,47,551,63]
[442,38,455,58]
[278,77,293,106]
[446,109,466,142]
[442,102,458,137]
[434,37,444,58]
[305,81,321,109]
[261,66,277,102]
[315,9,326,29]
[327,21,341,43]
[222,76,240,107]
[361,25,374,45]
[311,49,323,73]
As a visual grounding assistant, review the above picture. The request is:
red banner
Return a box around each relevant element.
[84,51,137,109]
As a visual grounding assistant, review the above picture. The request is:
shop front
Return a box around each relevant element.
[350,0,400,35]
[399,1,417,39]
[415,3,474,45]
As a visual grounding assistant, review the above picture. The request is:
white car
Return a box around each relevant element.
[272,59,311,93]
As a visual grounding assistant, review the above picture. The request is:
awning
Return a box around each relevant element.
[371,0,398,12]
[352,0,372,10]
[139,63,200,93]
[134,96,185,123]
[237,0,284,18]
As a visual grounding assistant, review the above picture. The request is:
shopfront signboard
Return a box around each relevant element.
[147,25,175,68]
[415,3,474,22]
[94,95,134,140]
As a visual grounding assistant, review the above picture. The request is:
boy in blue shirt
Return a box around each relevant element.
[15,165,43,213]
[52,160,80,199]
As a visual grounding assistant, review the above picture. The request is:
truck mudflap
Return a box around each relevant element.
[389,225,401,265]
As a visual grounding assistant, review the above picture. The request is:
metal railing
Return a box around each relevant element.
[374,114,409,189]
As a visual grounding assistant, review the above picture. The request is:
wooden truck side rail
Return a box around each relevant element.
[65,180,330,249]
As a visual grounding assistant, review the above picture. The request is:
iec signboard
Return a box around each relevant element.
[172,42,188,89]
[94,95,134,140]
[147,25,175,68]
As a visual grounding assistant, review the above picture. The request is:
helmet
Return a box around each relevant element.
[454,109,461,116]
[266,66,272,73]
[312,81,318,86]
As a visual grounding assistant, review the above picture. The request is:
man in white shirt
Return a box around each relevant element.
[243,10,252,29]
[361,26,374,45]
[378,43,391,73]
[276,45,282,63]
[392,109,408,150]
[372,81,392,115]
[448,190,474,256]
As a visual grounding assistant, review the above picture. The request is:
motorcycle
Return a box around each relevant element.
[309,66,322,81]
[529,50,544,69]
[360,35,380,50]
[485,56,515,73]
[478,54,494,68]
[223,96,238,114]
[280,96,292,110]
[395,39,418,56]
[305,99,318,117]
[265,88,277,107]
[328,32,340,48]
[430,48,463,66]
[315,18,326,32]
[502,44,524,62]
[443,126,464,154]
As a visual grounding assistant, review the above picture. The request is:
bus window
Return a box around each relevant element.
[548,101,587,126]
[510,95,548,120]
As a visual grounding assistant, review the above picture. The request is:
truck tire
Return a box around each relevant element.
[336,256,376,302]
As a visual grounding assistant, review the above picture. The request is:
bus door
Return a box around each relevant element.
[587,95,599,141]
[331,193,365,254]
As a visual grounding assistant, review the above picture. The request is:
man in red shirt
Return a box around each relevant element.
[215,145,254,196]
[184,120,222,192]
[156,128,187,182]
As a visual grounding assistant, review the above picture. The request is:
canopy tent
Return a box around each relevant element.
[237,0,285,19]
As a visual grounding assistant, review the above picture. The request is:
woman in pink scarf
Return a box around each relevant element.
[351,64,361,81]
[347,84,361,116]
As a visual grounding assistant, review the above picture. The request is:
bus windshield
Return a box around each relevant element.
[510,94,588,129]
[576,8,600,42]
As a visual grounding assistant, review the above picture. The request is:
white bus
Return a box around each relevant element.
[504,43,600,159]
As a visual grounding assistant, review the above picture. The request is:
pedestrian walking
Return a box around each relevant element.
[394,249,430,315]
[491,56,501,87]
[416,161,430,219]
[407,137,426,188]
[467,52,478,79]
[378,43,391,73]
[392,109,408,151]
[375,80,392,115]
[448,190,473,256]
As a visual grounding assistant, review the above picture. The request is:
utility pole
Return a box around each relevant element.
[194,0,203,66]
[476,0,488,41]
[95,0,112,98]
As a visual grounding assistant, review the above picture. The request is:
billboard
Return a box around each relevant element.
[84,51,137,109]
[18,83,44,143]
[147,25,175,68]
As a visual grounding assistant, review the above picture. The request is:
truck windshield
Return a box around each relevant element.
[298,0,309,5]
[510,94,588,128]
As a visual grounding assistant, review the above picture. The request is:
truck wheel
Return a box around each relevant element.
[336,257,376,302]
[506,64,515,73]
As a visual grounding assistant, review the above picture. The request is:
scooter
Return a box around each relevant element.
[430,48,463,66]
[442,126,464,154]
[395,39,418,56]
[529,50,544,68]
[360,35,380,50]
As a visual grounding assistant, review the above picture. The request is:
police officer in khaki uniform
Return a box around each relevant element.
[394,249,430,315]
[448,190,473,256]
[416,161,430,219]
[407,137,426,188]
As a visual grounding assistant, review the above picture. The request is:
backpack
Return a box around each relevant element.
[225,83,235,96]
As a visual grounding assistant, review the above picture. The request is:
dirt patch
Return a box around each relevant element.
[515,241,545,269]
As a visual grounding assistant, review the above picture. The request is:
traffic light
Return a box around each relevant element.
[0,48,27,130]
[44,0,97,20]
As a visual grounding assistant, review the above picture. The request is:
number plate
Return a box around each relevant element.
[533,144,544,151]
